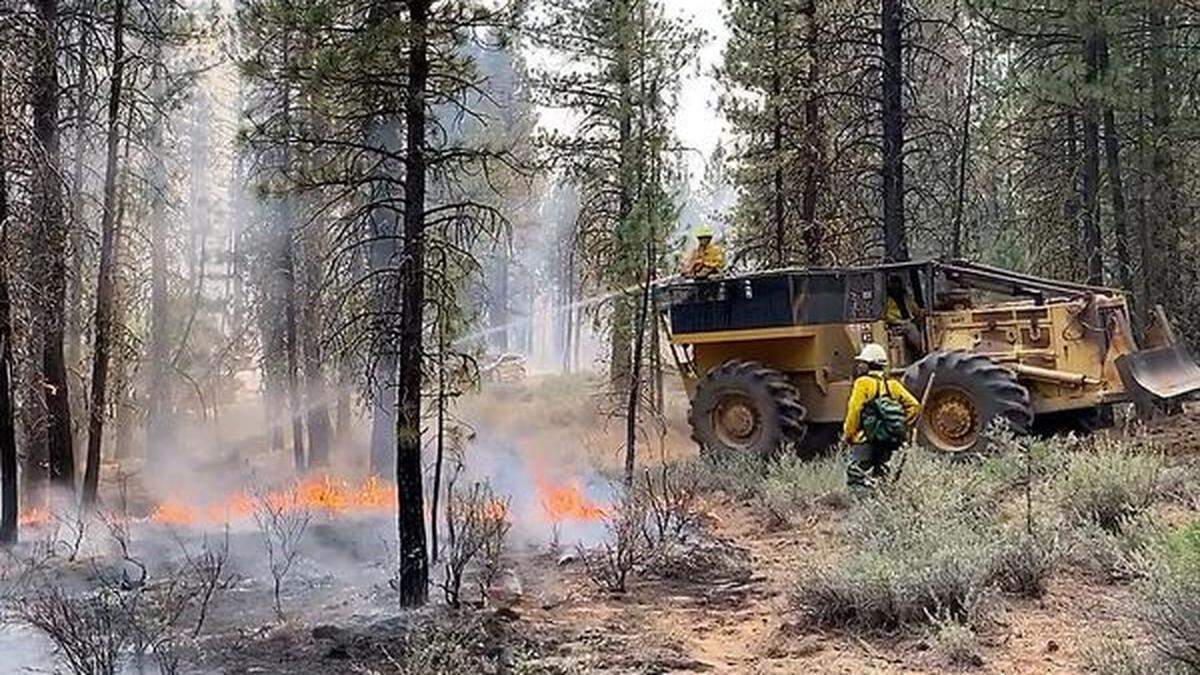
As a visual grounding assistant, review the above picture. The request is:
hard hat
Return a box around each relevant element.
[693,223,715,239]
[855,343,888,366]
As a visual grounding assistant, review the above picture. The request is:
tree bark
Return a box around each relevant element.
[1080,22,1104,286]
[300,230,332,468]
[952,52,975,259]
[33,0,75,495]
[770,5,785,266]
[799,0,824,266]
[396,0,430,608]
[81,0,126,508]
[610,0,634,388]
[880,0,908,261]
[1098,40,1134,299]
[1144,0,1176,316]
[0,66,18,545]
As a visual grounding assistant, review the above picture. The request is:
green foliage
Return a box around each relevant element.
[757,454,848,523]
[934,620,985,668]
[1056,441,1162,534]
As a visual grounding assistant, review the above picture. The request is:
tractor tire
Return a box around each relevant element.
[903,351,1033,457]
[689,360,806,456]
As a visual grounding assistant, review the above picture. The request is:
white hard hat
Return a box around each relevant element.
[856,343,888,366]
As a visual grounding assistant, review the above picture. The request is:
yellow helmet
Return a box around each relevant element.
[856,343,888,367]
[693,223,715,239]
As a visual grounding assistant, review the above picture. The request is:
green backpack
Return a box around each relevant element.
[860,375,907,448]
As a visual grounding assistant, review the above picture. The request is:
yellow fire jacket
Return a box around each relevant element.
[682,243,725,278]
[842,372,922,444]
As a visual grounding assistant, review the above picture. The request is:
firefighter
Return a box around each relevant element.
[842,343,922,492]
[680,224,725,279]
[885,275,925,354]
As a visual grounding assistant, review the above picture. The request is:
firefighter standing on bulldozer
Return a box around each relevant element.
[842,343,922,492]
[680,224,725,279]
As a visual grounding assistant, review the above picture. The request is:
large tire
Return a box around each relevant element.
[903,351,1033,456]
[689,360,806,456]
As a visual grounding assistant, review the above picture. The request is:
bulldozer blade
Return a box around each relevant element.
[1116,345,1200,408]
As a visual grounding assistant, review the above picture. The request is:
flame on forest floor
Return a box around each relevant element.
[18,507,50,527]
[148,475,397,526]
[535,474,607,522]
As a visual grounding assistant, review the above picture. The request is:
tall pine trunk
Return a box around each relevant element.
[33,0,74,495]
[396,0,430,608]
[0,68,17,544]
[1144,0,1176,317]
[610,0,634,388]
[880,0,908,261]
[81,0,126,507]
[300,231,333,467]
[770,6,785,266]
[800,0,825,265]
[1100,41,1134,300]
[1080,21,1104,286]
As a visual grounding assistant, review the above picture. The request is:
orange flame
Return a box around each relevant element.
[148,475,397,527]
[537,477,606,522]
[18,507,50,527]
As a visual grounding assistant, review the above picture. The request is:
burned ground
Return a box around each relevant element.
[2,376,1198,674]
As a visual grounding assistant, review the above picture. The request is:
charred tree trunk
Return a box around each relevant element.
[81,0,126,508]
[396,0,430,608]
[1080,23,1104,286]
[880,0,908,262]
[1100,43,1134,299]
[1,69,17,545]
[33,0,75,495]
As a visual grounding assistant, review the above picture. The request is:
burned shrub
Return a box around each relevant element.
[252,491,312,619]
[437,480,511,608]
[17,586,129,675]
[578,490,653,594]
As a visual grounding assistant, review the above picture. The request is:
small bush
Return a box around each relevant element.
[1057,440,1161,534]
[1064,519,1156,582]
[1083,638,1172,675]
[934,620,984,668]
[793,464,999,632]
[1138,530,1200,671]
[988,533,1057,598]
[578,490,653,594]
[690,451,768,500]
[757,454,848,524]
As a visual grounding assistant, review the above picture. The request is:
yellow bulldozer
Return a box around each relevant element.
[656,260,1200,456]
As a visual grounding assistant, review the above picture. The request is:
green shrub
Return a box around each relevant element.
[792,456,1000,632]
[757,454,848,523]
[1064,518,1156,582]
[934,620,984,668]
[690,451,768,500]
[988,532,1057,598]
[1057,440,1161,534]
[1083,639,1174,675]
[1138,525,1200,671]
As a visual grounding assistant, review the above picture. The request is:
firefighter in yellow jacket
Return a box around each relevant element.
[842,343,922,491]
[681,224,725,279]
